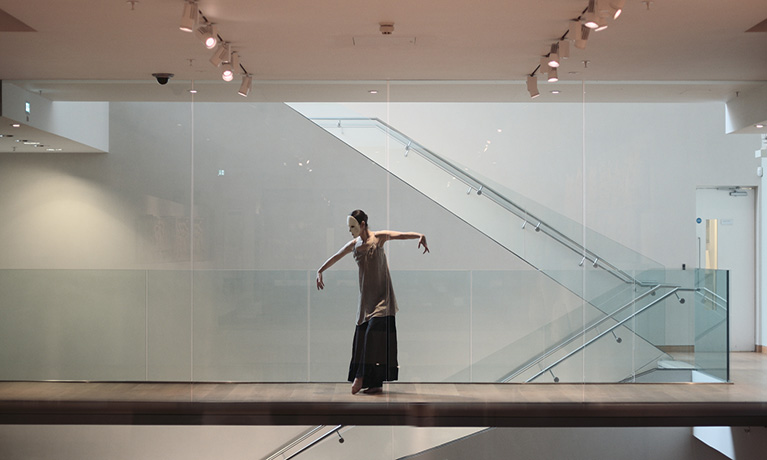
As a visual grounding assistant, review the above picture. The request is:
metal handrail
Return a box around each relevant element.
[500,284,666,382]
[284,425,344,460]
[310,116,646,287]
[697,287,728,311]
[264,425,344,460]
[525,287,679,382]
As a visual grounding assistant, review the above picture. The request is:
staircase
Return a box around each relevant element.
[261,104,730,460]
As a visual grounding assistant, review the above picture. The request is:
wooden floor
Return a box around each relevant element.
[2,353,767,427]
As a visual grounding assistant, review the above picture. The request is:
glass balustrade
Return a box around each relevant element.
[0,268,727,383]
[0,102,730,385]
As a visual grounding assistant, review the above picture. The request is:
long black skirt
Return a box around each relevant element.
[348,316,399,388]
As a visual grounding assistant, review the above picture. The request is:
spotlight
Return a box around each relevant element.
[583,0,599,29]
[221,63,234,81]
[526,75,540,99]
[222,51,238,81]
[179,1,198,32]
[568,20,582,41]
[238,74,252,97]
[540,57,551,71]
[547,68,558,83]
[548,43,560,68]
[610,0,626,19]
[195,23,217,49]
[595,14,609,32]
[210,42,230,67]
[575,25,590,49]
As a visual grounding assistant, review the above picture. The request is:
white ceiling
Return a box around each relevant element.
[0,0,765,103]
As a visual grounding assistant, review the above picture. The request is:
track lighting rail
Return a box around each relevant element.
[527,1,627,98]
[178,1,252,96]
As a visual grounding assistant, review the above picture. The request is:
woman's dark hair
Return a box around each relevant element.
[350,209,368,226]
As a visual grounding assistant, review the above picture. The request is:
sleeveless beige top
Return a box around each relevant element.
[353,237,398,325]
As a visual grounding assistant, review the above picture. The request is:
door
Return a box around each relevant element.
[696,188,756,352]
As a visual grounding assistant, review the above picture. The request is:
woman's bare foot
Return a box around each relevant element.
[363,386,382,394]
[351,378,363,394]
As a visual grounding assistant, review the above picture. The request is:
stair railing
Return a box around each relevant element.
[310,117,648,288]
[263,425,345,460]
[500,283,668,382]
[525,287,680,382]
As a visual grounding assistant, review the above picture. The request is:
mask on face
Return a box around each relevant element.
[347,215,362,238]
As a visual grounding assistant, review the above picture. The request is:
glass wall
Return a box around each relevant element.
[0,83,743,384]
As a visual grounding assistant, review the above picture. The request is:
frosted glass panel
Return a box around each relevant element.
[393,270,472,382]
[147,270,192,381]
[192,270,310,381]
[0,270,146,380]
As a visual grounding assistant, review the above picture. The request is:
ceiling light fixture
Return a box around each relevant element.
[569,20,582,41]
[183,5,252,95]
[526,75,540,99]
[547,68,559,83]
[210,42,230,67]
[610,0,626,19]
[222,51,239,81]
[179,1,198,32]
[756,124,765,129]
[221,63,234,81]
[548,44,560,68]
[583,0,599,29]
[575,24,590,49]
[594,14,609,32]
[195,23,217,49]
[238,74,252,97]
[540,57,551,72]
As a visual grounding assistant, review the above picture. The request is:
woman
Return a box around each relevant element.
[316,209,429,394]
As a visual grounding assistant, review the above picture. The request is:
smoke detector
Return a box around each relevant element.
[379,23,394,35]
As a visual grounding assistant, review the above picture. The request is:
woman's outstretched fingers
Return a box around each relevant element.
[418,235,429,253]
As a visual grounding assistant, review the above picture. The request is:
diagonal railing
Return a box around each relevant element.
[309,117,642,287]
[263,425,345,460]
[524,286,679,382]
[305,116,669,341]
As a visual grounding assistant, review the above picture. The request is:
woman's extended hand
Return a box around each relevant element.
[418,235,429,254]
[316,272,325,290]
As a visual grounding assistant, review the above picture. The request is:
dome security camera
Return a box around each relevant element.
[152,73,174,85]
